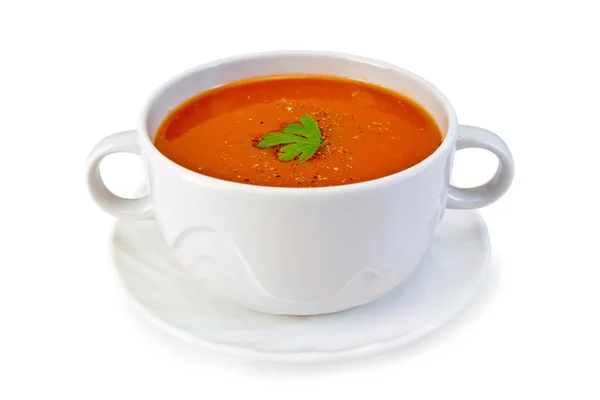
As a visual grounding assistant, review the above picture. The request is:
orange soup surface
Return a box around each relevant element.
[154,76,443,187]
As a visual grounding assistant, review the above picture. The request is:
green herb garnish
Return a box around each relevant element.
[257,115,324,162]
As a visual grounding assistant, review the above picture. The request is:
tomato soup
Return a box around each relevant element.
[154,76,443,187]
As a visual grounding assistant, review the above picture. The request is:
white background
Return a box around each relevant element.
[1,0,598,398]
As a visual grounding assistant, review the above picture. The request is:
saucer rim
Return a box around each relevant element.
[110,210,491,364]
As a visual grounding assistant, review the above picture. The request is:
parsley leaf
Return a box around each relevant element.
[257,115,324,162]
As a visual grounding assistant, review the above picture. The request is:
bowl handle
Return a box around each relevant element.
[447,125,515,209]
[86,129,154,220]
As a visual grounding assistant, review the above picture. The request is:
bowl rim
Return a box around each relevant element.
[137,50,458,196]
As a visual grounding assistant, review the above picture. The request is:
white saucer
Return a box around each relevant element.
[111,209,491,363]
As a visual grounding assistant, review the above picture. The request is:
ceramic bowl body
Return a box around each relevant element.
[87,51,514,315]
